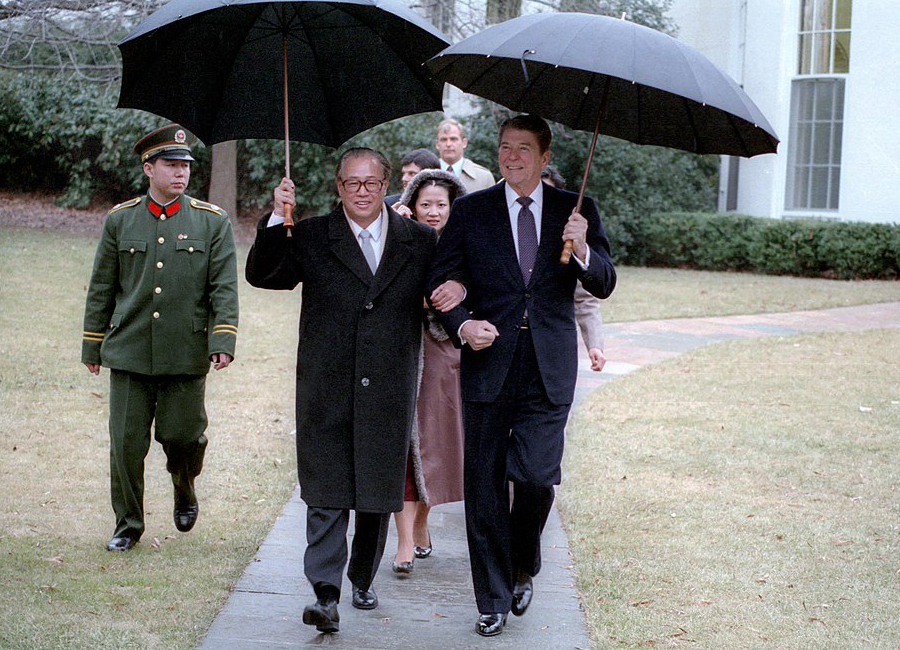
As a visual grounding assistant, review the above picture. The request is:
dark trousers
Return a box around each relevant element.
[108,370,208,539]
[462,328,571,614]
[304,506,391,602]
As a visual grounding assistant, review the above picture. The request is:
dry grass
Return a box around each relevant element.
[0,227,299,649]
[560,329,900,649]
[602,266,899,323]
[0,226,897,648]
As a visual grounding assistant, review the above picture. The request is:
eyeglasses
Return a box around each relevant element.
[339,178,385,193]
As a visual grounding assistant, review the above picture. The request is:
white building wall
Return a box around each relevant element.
[835,1,900,223]
[671,0,900,224]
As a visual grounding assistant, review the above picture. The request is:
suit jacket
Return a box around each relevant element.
[456,158,496,192]
[245,206,437,512]
[428,182,615,405]
[82,194,238,375]
[574,281,605,351]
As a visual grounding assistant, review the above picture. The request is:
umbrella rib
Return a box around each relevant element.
[190,4,270,143]
[572,72,595,128]
[457,54,511,97]
[292,5,339,144]
[725,111,751,157]
[515,61,552,111]
[635,81,643,144]
[336,4,446,112]
[680,96,700,152]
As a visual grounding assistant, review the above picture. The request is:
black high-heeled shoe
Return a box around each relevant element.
[392,559,414,574]
[413,529,433,558]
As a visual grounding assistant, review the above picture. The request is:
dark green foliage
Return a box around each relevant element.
[639,212,900,280]
[237,112,448,218]
[0,72,210,208]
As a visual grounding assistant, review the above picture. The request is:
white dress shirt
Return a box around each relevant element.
[441,159,464,176]
[267,205,388,267]
[457,182,590,343]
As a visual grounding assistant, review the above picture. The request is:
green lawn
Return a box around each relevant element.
[560,329,900,649]
[0,226,897,649]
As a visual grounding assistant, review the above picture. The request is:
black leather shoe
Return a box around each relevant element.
[511,572,534,616]
[351,585,378,610]
[106,535,137,551]
[475,612,507,637]
[174,503,199,532]
[302,599,339,633]
[173,475,199,532]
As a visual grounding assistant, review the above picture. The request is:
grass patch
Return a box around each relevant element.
[602,266,898,323]
[0,227,299,649]
[0,226,897,648]
[560,329,900,649]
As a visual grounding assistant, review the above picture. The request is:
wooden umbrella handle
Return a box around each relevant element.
[560,240,573,264]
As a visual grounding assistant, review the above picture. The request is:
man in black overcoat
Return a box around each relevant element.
[428,115,617,636]
[246,148,459,633]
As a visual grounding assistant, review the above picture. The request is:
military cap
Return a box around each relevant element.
[134,124,196,163]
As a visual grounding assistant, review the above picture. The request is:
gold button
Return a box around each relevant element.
[188,246,194,253]
[154,287,162,294]
[160,215,167,221]
[129,247,135,254]
[153,311,160,319]
[158,237,165,244]
[156,261,164,269]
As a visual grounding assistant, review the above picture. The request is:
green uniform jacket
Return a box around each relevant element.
[82,194,239,375]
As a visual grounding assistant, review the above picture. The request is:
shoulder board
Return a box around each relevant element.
[108,197,141,214]
[190,198,225,216]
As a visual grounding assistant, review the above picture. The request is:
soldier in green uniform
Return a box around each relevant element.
[81,124,239,551]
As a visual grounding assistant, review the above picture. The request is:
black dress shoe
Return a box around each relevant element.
[351,585,378,610]
[475,612,507,637]
[302,599,339,633]
[174,503,199,532]
[511,572,533,616]
[106,535,137,551]
[173,475,199,532]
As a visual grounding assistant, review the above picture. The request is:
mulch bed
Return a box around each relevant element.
[0,190,260,243]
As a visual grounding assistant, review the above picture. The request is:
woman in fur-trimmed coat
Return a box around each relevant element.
[392,169,468,573]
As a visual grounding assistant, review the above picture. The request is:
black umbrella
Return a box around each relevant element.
[118,0,449,227]
[426,12,779,261]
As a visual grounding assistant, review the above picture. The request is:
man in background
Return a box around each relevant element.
[385,148,441,206]
[435,118,495,192]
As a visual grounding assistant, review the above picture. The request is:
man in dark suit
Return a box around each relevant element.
[246,148,458,634]
[428,115,616,636]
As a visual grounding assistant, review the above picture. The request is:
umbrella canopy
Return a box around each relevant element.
[118,0,450,148]
[426,12,778,157]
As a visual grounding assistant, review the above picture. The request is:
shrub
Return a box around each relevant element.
[0,72,203,208]
[636,211,900,280]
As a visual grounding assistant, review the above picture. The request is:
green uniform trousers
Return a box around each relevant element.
[109,370,208,539]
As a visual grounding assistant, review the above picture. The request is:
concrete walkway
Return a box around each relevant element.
[198,301,900,650]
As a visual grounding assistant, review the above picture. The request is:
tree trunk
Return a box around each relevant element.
[208,140,238,223]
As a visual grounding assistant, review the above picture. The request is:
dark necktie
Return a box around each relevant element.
[517,196,538,284]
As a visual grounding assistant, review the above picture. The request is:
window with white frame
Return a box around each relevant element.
[786,0,851,211]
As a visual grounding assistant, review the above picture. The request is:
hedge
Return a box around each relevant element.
[636,211,900,280]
